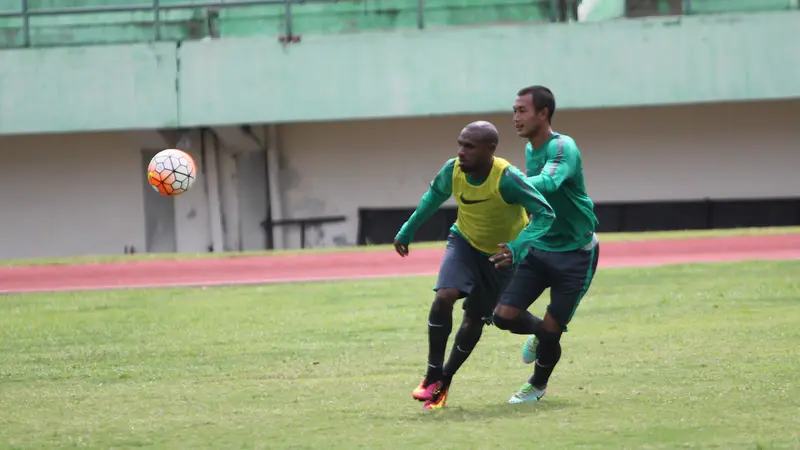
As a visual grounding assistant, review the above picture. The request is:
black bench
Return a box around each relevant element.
[263,215,347,249]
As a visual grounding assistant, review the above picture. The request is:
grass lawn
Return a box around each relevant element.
[1,260,799,449]
[2,226,800,268]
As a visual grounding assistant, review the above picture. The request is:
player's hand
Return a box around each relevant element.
[393,239,409,257]
[489,243,513,268]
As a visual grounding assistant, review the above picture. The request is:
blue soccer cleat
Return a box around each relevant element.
[521,335,539,364]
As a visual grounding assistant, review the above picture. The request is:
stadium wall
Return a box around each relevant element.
[2,10,800,135]
[277,100,800,248]
[0,99,798,259]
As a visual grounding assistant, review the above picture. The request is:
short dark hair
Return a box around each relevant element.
[517,85,555,123]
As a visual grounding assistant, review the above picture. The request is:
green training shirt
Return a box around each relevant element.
[396,157,555,264]
[525,132,599,252]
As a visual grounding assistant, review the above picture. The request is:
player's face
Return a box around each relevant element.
[457,131,491,173]
[513,95,545,138]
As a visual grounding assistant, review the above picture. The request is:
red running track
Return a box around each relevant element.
[1,234,798,294]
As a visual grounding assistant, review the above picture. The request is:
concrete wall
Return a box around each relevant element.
[1,100,798,259]
[0,128,268,260]
[276,99,800,247]
[0,132,150,259]
[3,11,800,135]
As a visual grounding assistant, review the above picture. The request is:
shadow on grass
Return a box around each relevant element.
[401,397,576,423]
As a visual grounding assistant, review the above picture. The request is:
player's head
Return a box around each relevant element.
[514,85,555,138]
[457,121,499,173]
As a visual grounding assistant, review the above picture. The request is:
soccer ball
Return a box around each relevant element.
[147,149,197,196]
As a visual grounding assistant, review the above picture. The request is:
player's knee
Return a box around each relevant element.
[493,304,521,321]
[491,313,517,330]
[435,288,460,302]
[536,330,562,366]
[433,288,460,310]
[542,312,564,333]
[491,304,523,330]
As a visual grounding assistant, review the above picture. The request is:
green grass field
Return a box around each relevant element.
[3,226,800,267]
[2,259,799,449]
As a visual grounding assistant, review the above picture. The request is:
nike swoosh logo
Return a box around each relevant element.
[460,194,490,204]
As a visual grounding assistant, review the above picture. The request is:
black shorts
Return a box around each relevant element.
[499,239,600,331]
[434,232,514,321]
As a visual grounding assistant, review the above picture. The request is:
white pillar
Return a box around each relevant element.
[266,124,286,250]
[217,145,241,251]
[203,131,225,253]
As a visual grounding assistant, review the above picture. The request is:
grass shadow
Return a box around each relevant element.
[399,398,576,423]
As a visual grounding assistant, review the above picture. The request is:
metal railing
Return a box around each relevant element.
[0,0,372,47]
[628,0,799,17]
[4,0,788,49]
[0,0,581,48]
[0,0,437,48]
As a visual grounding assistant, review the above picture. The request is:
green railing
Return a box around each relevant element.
[0,0,573,48]
[0,0,795,49]
[629,0,797,17]
[1,0,336,47]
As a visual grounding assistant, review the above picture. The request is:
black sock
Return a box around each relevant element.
[529,361,555,389]
[426,306,452,383]
[529,336,561,389]
[425,365,443,385]
[442,320,483,382]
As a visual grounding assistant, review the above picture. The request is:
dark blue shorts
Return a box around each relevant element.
[434,232,514,321]
[499,237,600,331]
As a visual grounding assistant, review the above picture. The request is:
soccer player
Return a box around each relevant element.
[489,85,600,404]
[393,120,555,410]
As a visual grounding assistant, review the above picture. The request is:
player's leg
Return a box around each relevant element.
[442,311,485,383]
[510,241,600,404]
[412,232,476,402]
[422,310,483,410]
[423,246,513,410]
[491,250,550,365]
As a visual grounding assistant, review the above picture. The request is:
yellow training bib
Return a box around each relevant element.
[452,157,529,254]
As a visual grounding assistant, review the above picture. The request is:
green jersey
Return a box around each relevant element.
[396,157,555,264]
[525,132,598,252]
